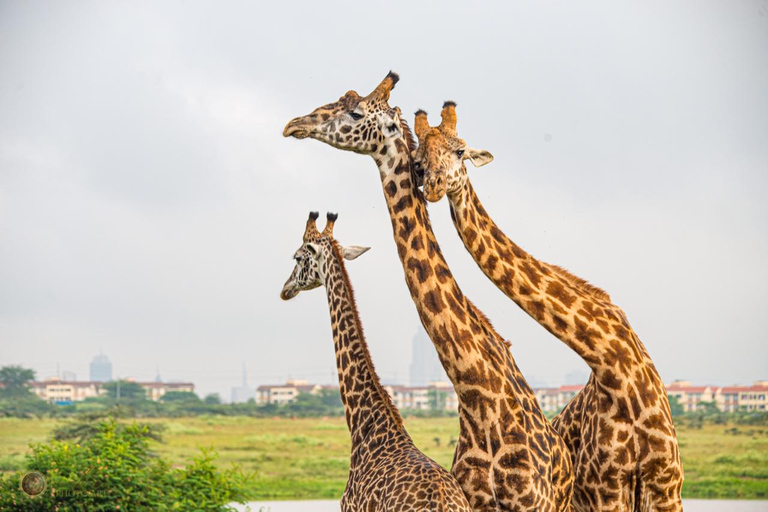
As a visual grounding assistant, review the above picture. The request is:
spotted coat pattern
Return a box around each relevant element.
[411,104,684,512]
[280,212,472,511]
[284,74,573,511]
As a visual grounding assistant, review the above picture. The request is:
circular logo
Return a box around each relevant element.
[20,471,46,497]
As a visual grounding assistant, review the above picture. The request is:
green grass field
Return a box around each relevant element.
[0,416,766,500]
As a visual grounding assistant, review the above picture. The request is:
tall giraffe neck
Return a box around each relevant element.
[373,138,538,414]
[448,179,647,375]
[323,241,405,449]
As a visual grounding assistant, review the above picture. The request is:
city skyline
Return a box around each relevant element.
[14,337,766,403]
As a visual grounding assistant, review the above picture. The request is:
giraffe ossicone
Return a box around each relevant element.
[281,211,472,511]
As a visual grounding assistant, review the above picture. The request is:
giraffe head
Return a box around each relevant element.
[283,72,405,155]
[412,102,494,202]
[280,212,370,300]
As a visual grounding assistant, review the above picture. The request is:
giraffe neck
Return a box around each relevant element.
[372,137,539,418]
[448,179,647,374]
[323,241,406,452]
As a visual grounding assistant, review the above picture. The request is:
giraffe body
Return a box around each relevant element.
[411,104,684,512]
[281,212,472,511]
[284,74,573,511]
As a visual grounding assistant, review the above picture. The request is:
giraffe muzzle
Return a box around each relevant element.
[283,118,312,139]
[280,280,300,300]
[423,173,447,202]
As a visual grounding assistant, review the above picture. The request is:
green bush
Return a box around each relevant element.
[0,418,251,511]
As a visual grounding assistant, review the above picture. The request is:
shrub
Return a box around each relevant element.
[0,418,251,511]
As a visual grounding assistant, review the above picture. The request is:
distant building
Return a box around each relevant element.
[667,380,768,413]
[534,385,586,413]
[140,381,195,401]
[90,354,113,382]
[30,377,106,404]
[29,378,194,404]
[256,379,337,405]
[231,364,256,404]
[256,379,460,412]
[61,370,77,381]
[409,326,448,386]
[665,381,717,412]
[531,380,768,414]
[719,383,768,412]
[386,381,458,411]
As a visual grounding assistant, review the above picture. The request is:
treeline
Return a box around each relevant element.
[0,365,459,419]
[3,366,765,424]
[0,364,345,418]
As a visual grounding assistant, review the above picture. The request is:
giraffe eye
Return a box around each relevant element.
[456,149,465,158]
[349,112,363,121]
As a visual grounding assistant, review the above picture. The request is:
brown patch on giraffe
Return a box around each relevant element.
[601,369,623,391]
[485,254,499,273]
[410,233,424,251]
[528,300,546,322]
[434,263,451,284]
[423,288,444,314]
[520,261,542,288]
[392,195,413,214]
[553,315,569,332]
[547,280,578,309]
[398,216,416,241]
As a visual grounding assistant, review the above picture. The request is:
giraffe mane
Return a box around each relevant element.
[398,115,425,195]
[466,298,512,349]
[549,264,611,302]
[399,115,416,154]
[330,239,405,428]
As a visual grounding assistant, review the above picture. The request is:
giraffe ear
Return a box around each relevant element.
[306,243,320,256]
[342,246,370,261]
[466,147,494,167]
[377,111,402,140]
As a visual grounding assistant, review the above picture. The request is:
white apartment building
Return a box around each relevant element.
[534,385,586,413]
[386,381,458,412]
[665,381,717,412]
[30,378,106,404]
[256,379,331,405]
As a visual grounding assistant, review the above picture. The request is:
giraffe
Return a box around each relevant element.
[283,73,573,511]
[410,103,684,511]
[280,211,472,511]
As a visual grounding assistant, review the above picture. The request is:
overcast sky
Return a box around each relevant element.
[1,1,766,401]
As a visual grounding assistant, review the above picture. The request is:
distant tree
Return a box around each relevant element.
[317,388,342,408]
[427,389,447,411]
[102,380,147,401]
[161,391,201,403]
[203,393,222,405]
[697,400,720,415]
[668,395,684,417]
[53,410,165,444]
[0,365,36,398]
